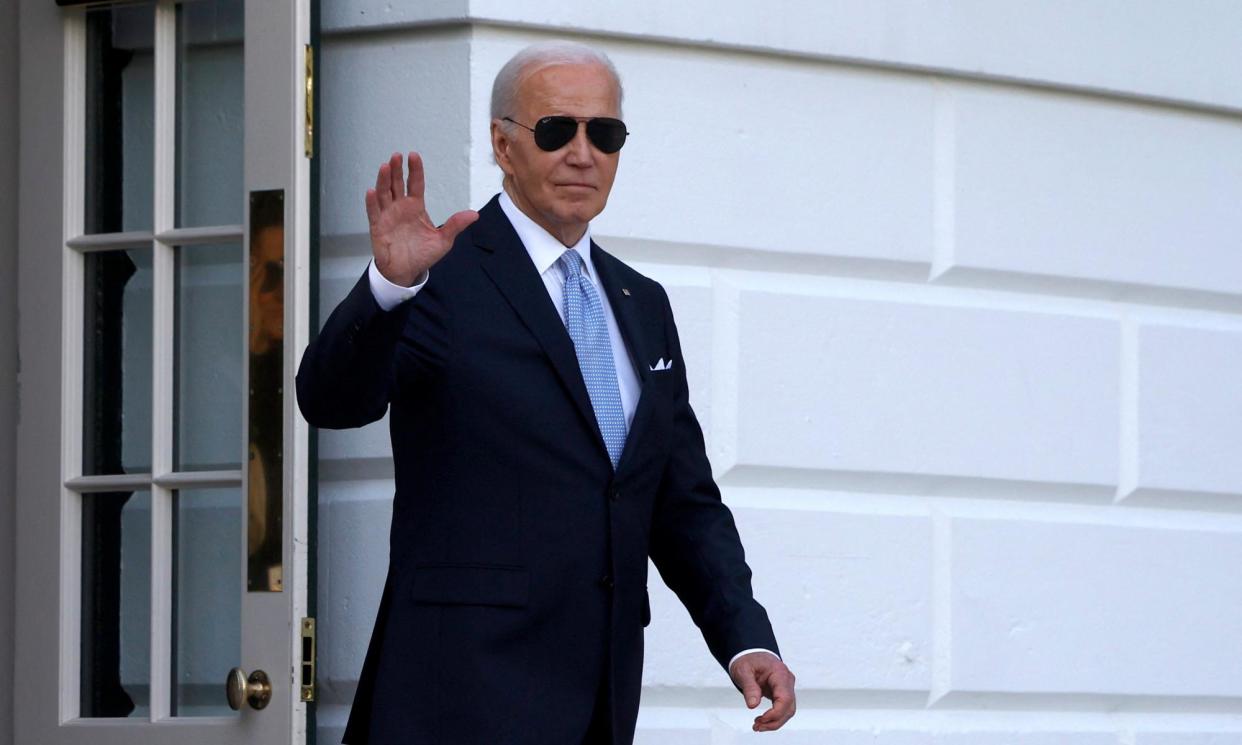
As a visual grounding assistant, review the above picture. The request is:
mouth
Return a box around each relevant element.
[555,183,596,190]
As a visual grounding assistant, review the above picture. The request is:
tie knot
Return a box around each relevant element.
[557,249,584,281]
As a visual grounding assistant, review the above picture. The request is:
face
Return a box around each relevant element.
[491,62,621,245]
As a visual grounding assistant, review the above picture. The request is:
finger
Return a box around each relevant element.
[364,188,381,226]
[375,162,392,210]
[388,152,404,203]
[438,209,479,244]
[406,151,426,204]
[753,676,796,730]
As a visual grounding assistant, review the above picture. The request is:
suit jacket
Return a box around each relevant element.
[296,194,779,745]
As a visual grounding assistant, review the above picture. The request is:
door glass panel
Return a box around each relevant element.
[83,249,153,476]
[175,0,244,228]
[174,244,243,471]
[171,487,241,716]
[85,2,155,235]
[80,489,152,718]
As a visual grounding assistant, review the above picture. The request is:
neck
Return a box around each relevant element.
[502,180,587,247]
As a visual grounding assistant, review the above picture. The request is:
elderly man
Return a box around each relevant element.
[297,40,796,744]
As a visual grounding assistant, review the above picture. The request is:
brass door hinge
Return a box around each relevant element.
[304,44,314,158]
[300,617,317,702]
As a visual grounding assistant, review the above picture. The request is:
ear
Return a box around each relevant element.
[491,119,515,177]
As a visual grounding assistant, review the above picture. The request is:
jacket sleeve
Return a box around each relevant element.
[647,285,781,674]
[295,265,449,429]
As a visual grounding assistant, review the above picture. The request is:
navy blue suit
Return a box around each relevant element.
[296,195,779,744]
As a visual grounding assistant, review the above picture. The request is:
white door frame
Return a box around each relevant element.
[15,0,312,742]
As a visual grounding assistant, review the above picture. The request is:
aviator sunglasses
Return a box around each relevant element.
[502,115,629,154]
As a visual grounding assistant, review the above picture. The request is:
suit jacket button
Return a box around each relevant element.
[598,575,614,590]
[609,487,620,502]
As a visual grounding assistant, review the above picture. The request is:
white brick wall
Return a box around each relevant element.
[946,86,1242,296]
[732,290,1119,483]
[1133,325,1242,497]
[314,4,1242,742]
[949,516,1242,697]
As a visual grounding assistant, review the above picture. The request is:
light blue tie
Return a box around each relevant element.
[558,249,627,468]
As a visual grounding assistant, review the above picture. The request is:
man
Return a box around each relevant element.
[297,40,796,745]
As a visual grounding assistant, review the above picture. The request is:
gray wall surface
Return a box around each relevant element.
[0,0,18,740]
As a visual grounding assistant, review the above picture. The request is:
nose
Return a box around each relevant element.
[564,122,593,165]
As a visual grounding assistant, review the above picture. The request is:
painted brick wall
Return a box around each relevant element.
[312,4,1242,743]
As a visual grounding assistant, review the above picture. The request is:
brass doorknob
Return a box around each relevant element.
[226,667,272,711]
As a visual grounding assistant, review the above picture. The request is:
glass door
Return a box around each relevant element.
[15,0,313,743]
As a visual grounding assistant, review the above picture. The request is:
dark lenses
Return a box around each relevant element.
[585,118,628,154]
[532,117,579,151]
[532,116,628,154]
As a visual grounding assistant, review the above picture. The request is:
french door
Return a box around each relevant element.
[16,0,313,743]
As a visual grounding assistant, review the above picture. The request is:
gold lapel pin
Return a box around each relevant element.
[621,288,631,296]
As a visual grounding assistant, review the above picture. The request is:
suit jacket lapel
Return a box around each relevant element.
[474,197,610,460]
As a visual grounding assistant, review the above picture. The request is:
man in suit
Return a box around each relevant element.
[297,40,796,744]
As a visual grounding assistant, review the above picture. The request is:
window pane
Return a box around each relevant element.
[85,3,155,235]
[171,487,241,716]
[81,490,151,718]
[174,244,243,471]
[175,0,244,228]
[83,249,153,476]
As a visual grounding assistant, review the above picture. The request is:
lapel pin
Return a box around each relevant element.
[621,288,631,296]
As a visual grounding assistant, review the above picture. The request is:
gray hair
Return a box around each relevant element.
[490,40,624,122]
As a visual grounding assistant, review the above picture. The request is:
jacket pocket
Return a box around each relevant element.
[410,563,530,608]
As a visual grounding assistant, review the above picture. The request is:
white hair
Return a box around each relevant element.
[490,40,624,123]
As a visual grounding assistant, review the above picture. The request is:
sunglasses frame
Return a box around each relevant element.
[502,115,629,154]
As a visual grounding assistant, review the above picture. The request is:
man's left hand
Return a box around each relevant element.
[729,652,797,732]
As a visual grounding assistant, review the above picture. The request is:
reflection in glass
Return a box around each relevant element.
[171,488,241,716]
[175,0,244,227]
[248,191,285,591]
[85,3,155,235]
[174,244,243,471]
[83,249,153,476]
[81,490,151,718]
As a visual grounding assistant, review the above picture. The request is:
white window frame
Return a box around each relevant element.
[15,0,313,743]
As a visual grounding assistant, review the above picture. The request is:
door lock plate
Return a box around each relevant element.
[300,616,317,702]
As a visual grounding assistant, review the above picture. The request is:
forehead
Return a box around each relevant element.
[515,62,619,116]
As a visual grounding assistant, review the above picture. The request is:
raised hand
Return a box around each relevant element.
[365,151,479,287]
[730,652,797,732]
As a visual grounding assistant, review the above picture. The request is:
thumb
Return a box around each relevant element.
[734,662,762,709]
[439,209,479,242]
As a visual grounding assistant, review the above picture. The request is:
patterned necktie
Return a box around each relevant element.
[557,249,627,468]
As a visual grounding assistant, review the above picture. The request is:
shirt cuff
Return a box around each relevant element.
[367,259,429,311]
[728,648,782,673]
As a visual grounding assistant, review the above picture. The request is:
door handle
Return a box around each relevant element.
[225,667,272,711]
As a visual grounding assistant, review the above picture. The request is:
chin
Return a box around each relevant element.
[553,201,604,224]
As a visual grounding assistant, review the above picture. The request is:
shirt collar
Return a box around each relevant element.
[498,187,596,283]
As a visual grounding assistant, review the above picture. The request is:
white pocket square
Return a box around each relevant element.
[649,357,674,372]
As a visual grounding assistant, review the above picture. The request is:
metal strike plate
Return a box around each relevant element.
[300,617,317,702]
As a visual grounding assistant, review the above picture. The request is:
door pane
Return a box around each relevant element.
[174,244,243,471]
[80,490,152,718]
[83,249,153,476]
[171,487,241,716]
[175,0,244,228]
[85,3,155,235]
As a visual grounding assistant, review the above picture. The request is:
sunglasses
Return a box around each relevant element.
[502,115,629,154]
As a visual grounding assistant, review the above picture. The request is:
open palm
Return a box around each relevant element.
[365,151,478,287]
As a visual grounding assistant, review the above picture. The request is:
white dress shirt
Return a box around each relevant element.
[365,188,779,674]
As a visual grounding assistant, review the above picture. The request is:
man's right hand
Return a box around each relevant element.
[365,151,479,287]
